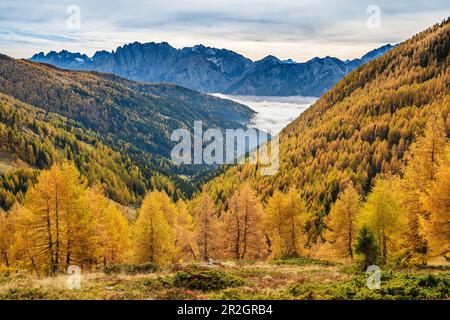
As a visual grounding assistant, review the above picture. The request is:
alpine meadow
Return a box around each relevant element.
[0,1,449,304]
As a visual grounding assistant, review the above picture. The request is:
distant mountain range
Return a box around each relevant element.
[31,43,394,97]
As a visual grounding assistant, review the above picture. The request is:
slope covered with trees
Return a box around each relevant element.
[0,54,253,166]
[205,19,450,240]
[0,93,180,210]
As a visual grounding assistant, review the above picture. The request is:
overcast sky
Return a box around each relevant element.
[1,0,449,61]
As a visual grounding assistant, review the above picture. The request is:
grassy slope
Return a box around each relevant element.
[0,259,448,300]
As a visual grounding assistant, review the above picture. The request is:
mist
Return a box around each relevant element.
[214,94,318,134]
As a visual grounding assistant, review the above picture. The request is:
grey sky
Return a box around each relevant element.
[0,0,449,61]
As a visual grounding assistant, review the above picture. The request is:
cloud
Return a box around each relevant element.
[0,0,449,60]
[214,94,318,134]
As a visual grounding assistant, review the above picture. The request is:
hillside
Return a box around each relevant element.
[0,55,253,159]
[0,93,185,209]
[30,43,393,96]
[204,19,450,234]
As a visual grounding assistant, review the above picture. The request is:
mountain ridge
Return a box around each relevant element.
[31,43,394,96]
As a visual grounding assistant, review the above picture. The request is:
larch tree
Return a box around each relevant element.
[24,162,88,274]
[283,187,308,258]
[173,200,198,262]
[360,178,405,265]
[324,184,360,261]
[0,208,15,268]
[264,191,286,259]
[6,205,41,274]
[194,193,220,261]
[265,187,308,259]
[223,185,265,260]
[133,190,175,265]
[422,144,450,259]
[399,111,447,263]
[87,185,131,266]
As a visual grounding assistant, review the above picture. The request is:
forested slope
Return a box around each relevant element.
[0,54,253,160]
[0,93,180,209]
[205,19,450,230]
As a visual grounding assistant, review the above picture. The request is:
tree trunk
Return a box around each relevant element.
[54,183,60,271]
[382,235,387,265]
[241,200,249,260]
[2,252,9,268]
[45,199,56,275]
[347,204,353,261]
[235,213,240,260]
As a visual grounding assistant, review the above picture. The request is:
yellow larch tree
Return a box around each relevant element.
[265,187,308,259]
[0,208,15,268]
[7,205,41,274]
[283,186,308,257]
[133,190,175,265]
[193,192,220,261]
[399,110,447,263]
[223,185,265,260]
[23,162,89,274]
[422,144,450,259]
[173,200,198,262]
[324,184,360,261]
[264,191,285,259]
[360,177,406,264]
[87,185,131,266]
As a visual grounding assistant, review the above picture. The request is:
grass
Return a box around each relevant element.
[0,260,448,300]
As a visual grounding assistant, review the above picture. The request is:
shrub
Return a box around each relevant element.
[272,257,335,266]
[104,262,161,275]
[172,269,244,291]
[287,271,450,300]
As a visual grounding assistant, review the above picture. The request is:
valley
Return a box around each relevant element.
[0,8,449,302]
[213,94,318,134]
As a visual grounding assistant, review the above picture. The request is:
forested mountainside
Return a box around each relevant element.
[204,19,449,236]
[0,55,254,210]
[0,55,253,158]
[30,43,393,96]
[0,93,183,210]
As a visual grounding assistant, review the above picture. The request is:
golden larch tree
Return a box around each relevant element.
[360,177,405,264]
[174,200,198,262]
[24,162,89,274]
[324,184,360,261]
[133,190,175,265]
[423,144,450,258]
[399,111,447,263]
[194,193,220,261]
[223,185,265,260]
[265,187,308,259]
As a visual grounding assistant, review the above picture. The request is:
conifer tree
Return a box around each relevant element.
[223,185,265,260]
[324,184,360,261]
[423,145,450,258]
[133,191,175,265]
[174,200,198,262]
[265,187,308,258]
[360,178,405,264]
[194,193,220,261]
[399,111,447,263]
[355,226,379,271]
